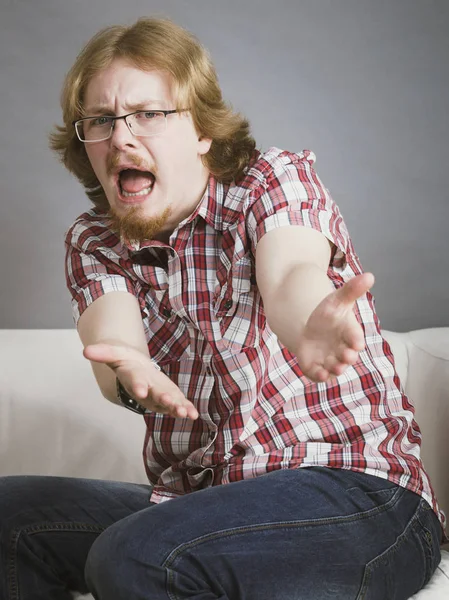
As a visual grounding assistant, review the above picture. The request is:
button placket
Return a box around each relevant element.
[167,248,189,323]
[200,428,218,466]
[195,359,216,438]
[224,299,233,311]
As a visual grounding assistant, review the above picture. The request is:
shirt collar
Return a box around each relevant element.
[116,163,264,257]
[124,175,232,252]
[194,175,229,232]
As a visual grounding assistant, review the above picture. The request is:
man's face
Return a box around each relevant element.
[83,58,212,242]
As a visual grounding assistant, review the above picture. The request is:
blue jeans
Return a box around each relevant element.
[0,467,442,600]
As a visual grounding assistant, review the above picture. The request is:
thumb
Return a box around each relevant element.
[335,272,375,305]
[83,343,127,367]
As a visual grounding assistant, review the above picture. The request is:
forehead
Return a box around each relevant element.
[84,58,176,113]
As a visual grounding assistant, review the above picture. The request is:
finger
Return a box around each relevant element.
[339,347,360,365]
[323,355,346,373]
[121,378,176,407]
[154,401,198,420]
[115,370,198,419]
[185,405,199,420]
[335,273,375,306]
[176,406,188,419]
[342,328,365,353]
[132,383,151,399]
[176,404,199,419]
[323,356,348,378]
[329,362,349,377]
[151,391,198,417]
[155,391,185,406]
[138,398,190,419]
[121,368,157,399]
[312,366,330,382]
[171,407,198,420]
[333,344,360,366]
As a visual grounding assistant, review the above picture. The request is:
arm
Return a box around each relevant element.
[256,226,374,382]
[77,291,198,419]
[256,226,334,344]
[77,291,150,403]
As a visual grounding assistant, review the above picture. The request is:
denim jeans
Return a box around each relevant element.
[0,467,442,600]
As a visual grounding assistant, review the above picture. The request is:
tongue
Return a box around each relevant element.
[120,169,155,193]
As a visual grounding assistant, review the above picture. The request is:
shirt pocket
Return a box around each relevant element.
[213,254,262,353]
[139,286,191,364]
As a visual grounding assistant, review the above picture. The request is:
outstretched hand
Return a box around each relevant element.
[294,272,375,382]
[83,343,199,420]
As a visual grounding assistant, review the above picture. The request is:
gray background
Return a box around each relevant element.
[1,0,448,331]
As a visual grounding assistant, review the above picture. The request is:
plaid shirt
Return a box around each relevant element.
[65,147,444,529]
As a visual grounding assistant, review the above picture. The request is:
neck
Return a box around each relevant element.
[158,168,211,242]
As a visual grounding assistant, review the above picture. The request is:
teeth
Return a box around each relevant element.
[121,185,153,198]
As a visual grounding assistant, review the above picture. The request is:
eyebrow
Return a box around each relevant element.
[83,100,166,115]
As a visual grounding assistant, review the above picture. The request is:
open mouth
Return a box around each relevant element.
[117,168,156,201]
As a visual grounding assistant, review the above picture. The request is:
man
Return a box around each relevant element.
[0,16,444,600]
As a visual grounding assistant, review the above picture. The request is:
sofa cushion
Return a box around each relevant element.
[0,329,148,483]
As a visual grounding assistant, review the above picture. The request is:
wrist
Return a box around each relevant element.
[116,378,148,415]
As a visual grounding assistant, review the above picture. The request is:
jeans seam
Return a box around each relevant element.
[7,521,105,600]
[163,485,404,599]
[356,498,428,600]
[346,486,398,498]
[416,503,441,586]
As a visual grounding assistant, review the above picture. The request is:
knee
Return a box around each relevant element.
[84,522,125,593]
[84,514,167,599]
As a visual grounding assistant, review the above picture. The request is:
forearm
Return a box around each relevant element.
[263,263,334,354]
[77,292,150,403]
[87,339,140,404]
[91,364,120,404]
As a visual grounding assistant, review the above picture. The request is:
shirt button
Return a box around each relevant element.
[224,299,233,310]
[206,366,212,375]
[162,308,172,318]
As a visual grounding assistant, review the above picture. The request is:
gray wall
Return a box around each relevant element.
[1,0,448,331]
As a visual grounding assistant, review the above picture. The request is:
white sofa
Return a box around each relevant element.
[0,328,448,599]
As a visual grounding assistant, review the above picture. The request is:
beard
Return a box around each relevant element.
[107,204,172,244]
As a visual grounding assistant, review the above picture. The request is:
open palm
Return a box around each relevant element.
[295,273,375,382]
[84,343,199,420]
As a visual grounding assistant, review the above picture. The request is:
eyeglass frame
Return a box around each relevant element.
[72,108,189,143]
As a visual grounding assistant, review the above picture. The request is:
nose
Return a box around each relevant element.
[109,116,138,150]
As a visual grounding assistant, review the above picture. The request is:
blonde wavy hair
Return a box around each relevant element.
[49,17,257,210]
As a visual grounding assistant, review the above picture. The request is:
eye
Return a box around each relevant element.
[91,116,113,127]
[136,111,159,120]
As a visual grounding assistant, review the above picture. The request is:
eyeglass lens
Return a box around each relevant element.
[77,111,166,141]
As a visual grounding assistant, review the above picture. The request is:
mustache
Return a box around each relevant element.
[106,152,156,177]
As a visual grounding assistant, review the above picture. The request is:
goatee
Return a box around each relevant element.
[107,205,172,244]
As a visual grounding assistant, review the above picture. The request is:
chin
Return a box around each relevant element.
[107,199,172,244]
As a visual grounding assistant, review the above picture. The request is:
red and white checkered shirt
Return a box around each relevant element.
[65,147,445,529]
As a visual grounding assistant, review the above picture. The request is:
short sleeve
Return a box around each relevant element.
[246,150,352,272]
[65,220,135,326]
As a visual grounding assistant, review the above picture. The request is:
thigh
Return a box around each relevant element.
[357,497,442,600]
[0,475,152,597]
[86,467,440,600]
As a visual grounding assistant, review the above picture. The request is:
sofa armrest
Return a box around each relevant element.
[383,327,449,527]
[405,328,449,524]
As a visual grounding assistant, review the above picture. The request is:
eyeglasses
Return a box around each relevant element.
[72,109,189,143]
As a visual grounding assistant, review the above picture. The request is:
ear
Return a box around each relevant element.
[198,136,212,155]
